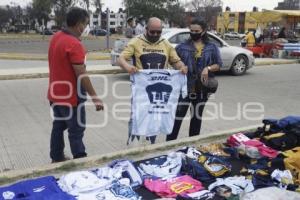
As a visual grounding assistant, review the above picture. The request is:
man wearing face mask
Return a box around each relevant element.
[47,7,104,163]
[118,17,188,144]
[166,18,222,141]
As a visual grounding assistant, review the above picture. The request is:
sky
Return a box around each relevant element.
[0,0,282,12]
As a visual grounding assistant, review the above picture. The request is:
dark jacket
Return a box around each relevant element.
[175,40,222,92]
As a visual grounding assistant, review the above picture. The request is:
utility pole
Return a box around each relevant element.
[106,8,110,50]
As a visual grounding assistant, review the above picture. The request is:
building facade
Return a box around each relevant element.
[217,10,300,34]
[276,0,300,10]
[89,10,126,33]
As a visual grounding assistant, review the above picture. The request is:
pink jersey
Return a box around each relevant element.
[227,133,250,147]
[144,175,204,198]
[243,139,278,158]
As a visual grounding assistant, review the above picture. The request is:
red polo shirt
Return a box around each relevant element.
[47,31,86,106]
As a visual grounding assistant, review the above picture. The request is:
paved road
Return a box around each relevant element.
[0,37,117,54]
[0,36,241,54]
[0,60,111,70]
[0,64,299,172]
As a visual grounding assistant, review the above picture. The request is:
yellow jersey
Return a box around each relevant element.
[120,34,181,70]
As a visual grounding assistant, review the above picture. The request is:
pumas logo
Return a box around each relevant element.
[146,83,172,108]
[140,53,166,69]
[2,191,15,199]
[33,186,46,193]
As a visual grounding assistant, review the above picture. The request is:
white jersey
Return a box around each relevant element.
[134,23,145,35]
[130,69,187,136]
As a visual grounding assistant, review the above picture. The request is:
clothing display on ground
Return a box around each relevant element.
[208,176,254,195]
[138,152,183,179]
[144,175,204,198]
[0,176,75,200]
[96,159,143,188]
[240,186,300,200]
[2,116,300,199]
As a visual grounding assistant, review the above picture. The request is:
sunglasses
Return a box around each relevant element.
[149,30,162,35]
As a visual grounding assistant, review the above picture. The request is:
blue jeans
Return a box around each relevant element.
[50,102,87,161]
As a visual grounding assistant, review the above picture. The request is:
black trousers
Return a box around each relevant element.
[166,92,208,141]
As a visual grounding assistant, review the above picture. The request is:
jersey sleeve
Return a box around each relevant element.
[166,40,181,64]
[68,42,86,65]
[120,39,136,60]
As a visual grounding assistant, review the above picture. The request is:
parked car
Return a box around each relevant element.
[90,29,110,36]
[111,28,254,75]
[223,32,244,40]
[40,29,54,35]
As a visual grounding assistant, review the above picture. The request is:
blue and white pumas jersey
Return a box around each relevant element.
[130,69,187,136]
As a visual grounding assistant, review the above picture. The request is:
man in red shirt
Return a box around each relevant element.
[48,7,104,163]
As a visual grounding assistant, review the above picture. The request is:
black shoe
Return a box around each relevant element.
[51,155,71,163]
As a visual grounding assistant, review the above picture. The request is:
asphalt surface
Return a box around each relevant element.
[0,63,299,171]
[0,36,117,54]
[0,60,111,70]
[0,36,242,54]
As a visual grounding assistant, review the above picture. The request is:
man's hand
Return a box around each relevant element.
[126,66,138,75]
[201,67,209,85]
[180,66,188,74]
[92,97,104,111]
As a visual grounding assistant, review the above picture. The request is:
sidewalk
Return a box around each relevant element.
[0,52,111,61]
[0,58,298,80]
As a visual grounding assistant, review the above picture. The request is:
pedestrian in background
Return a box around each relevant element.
[278,27,286,39]
[135,17,145,35]
[166,18,221,141]
[125,17,135,38]
[47,7,104,163]
[245,31,256,47]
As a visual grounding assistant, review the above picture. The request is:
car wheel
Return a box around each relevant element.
[230,55,248,75]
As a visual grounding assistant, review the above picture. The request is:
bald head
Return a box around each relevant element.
[145,17,163,43]
[147,17,162,30]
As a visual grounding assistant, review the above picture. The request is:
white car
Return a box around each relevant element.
[223,32,246,40]
[111,28,254,75]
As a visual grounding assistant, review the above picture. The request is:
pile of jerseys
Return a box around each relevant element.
[57,159,143,200]
[2,136,300,200]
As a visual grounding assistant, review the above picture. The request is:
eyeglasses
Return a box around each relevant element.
[149,30,162,35]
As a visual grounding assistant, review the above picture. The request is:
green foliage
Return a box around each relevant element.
[31,0,52,25]
[123,0,178,20]
[51,0,77,27]
[166,0,186,27]
[0,8,11,30]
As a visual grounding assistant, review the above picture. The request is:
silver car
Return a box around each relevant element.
[111,28,254,75]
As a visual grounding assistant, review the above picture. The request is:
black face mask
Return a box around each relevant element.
[190,32,204,41]
[146,33,160,43]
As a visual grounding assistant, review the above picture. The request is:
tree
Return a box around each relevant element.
[31,0,52,27]
[51,0,78,27]
[186,0,222,27]
[93,0,102,14]
[123,0,176,20]
[219,12,231,33]
[0,7,11,32]
[166,0,186,27]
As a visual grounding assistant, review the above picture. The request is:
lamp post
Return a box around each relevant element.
[106,8,110,50]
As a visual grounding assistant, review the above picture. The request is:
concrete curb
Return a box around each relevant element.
[0,69,125,80]
[255,59,299,66]
[0,53,110,61]
[0,124,260,185]
[0,59,298,80]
